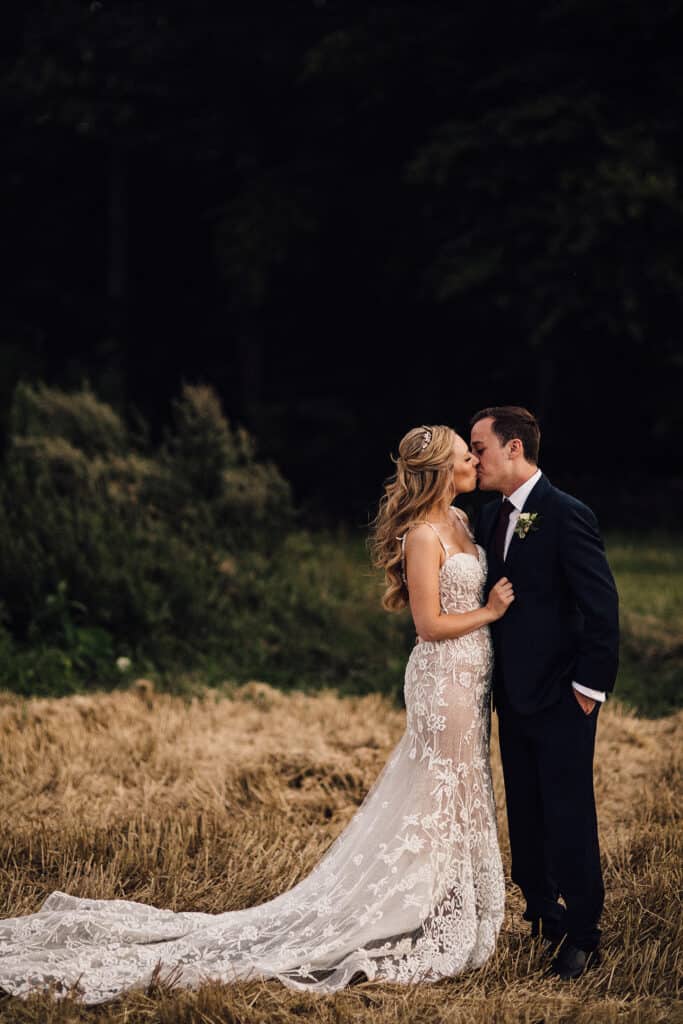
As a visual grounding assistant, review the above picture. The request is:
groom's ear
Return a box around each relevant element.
[506,438,524,459]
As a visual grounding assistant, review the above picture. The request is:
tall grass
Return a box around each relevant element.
[607,533,683,716]
[0,684,680,1022]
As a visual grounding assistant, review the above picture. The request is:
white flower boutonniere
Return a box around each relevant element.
[514,511,541,539]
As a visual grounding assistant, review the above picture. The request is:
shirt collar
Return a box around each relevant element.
[507,468,542,512]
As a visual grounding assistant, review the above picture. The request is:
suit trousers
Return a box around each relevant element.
[496,684,604,951]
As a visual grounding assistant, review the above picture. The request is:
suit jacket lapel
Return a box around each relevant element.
[504,473,551,570]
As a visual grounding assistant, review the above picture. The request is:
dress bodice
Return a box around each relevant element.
[399,508,487,618]
[438,548,487,615]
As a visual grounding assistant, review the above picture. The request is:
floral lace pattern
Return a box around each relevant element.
[0,548,504,1004]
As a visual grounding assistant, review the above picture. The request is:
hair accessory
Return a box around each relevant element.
[421,429,432,450]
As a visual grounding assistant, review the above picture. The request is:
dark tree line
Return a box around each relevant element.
[2,1,682,524]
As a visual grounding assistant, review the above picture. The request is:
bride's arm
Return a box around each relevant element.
[405,527,513,642]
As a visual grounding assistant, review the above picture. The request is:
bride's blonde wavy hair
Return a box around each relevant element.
[369,424,458,612]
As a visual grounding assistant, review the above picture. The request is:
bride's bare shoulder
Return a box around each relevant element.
[404,523,441,553]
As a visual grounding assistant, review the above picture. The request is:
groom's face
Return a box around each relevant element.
[470,417,509,492]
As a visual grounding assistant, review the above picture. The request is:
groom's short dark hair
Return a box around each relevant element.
[470,406,540,463]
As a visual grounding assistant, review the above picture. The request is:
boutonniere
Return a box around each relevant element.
[514,512,541,539]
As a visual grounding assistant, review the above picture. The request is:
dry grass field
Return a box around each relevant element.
[0,681,681,1024]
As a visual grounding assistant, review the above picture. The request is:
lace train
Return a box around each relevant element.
[0,548,504,1003]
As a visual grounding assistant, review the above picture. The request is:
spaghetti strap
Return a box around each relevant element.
[451,506,475,542]
[397,521,449,586]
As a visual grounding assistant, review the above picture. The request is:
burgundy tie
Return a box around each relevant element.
[493,499,514,561]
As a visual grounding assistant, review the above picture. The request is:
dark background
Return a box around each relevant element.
[3,1,682,527]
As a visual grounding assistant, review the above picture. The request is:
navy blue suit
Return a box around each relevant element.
[477,473,619,949]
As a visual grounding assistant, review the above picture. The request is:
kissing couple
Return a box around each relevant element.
[0,406,619,1004]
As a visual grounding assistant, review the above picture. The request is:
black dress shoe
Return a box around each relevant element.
[550,943,600,980]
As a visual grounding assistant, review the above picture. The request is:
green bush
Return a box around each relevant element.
[0,380,300,691]
[10,380,127,457]
[0,380,413,702]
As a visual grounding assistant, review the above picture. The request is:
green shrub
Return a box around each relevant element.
[10,380,126,457]
[0,380,296,692]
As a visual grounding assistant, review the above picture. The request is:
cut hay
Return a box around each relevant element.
[0,683,680,1023]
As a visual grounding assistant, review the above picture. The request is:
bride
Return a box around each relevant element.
[0,424,514,1004]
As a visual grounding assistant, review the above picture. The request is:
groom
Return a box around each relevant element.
[470,406,619,980]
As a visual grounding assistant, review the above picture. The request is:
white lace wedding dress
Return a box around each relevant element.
[0,520,504,1004]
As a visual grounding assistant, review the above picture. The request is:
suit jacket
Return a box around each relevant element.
[476,474,619,714]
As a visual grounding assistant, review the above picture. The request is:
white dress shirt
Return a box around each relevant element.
[504,469,606,704]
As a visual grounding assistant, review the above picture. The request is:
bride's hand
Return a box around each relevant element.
[486,577,515,620]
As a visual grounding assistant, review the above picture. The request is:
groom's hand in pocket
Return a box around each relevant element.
[573,689,596,715]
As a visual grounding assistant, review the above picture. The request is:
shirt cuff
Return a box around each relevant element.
[572,681,606,702]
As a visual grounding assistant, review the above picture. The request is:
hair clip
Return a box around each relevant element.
[421,429,432,450]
